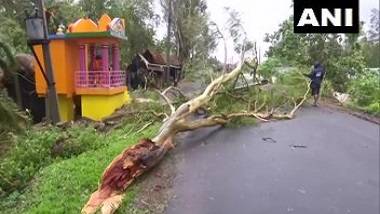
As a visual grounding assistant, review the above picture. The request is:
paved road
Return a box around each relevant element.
[166,107,379,214]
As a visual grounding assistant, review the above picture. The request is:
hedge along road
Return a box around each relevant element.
[166,106,379,214]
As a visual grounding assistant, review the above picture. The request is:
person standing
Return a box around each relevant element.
[305,61,326,106]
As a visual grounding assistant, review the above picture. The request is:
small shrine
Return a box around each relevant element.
[33,14,129,121]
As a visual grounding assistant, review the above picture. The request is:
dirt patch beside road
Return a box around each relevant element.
[129,152,179,214]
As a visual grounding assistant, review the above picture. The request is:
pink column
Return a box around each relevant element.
[101,45,109,86]
[112,45,121,86]
[112,45,120,71]
[79,45,86,87]
[90,46,96,70]
[89,46,96,87]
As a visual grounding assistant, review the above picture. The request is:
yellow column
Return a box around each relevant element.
[58,95,74,122]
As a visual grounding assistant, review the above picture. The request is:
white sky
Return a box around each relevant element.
[154,0,379,63]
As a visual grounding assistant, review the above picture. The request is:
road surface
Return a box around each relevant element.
[166,106,379,214]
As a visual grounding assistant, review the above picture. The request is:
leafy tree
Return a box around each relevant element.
[225,7,255,61]
[0,40,17,85]
[350,71,380,107]
[0,18,28,53]
[113,0,156,62]
[265,17,310,65]
[349,69,380,115]
[361,38,380,68]
[361,9,380,67]
[264,16,366,92]
[258,57,282,81]
[44,0,85,31]
[161,0,216,62]
[367,8,379,43]
[0,41,29,136]
[0,0,34,26]
[78,0,108,20]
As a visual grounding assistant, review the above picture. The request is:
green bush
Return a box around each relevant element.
[0,124,159,214]
[0,90,30,134]
[0,129,59,195]
[270,67,310,109]
[209,66,309,127]
[0,125,106,196]
[258,57,282,81]
[349,70,380,115]
[320,80,334,98]
[367,102,380,116]
[350,71,380,106]
[51,126,106,158]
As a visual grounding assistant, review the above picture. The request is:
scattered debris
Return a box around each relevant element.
[153,184,163,192]
[333,92,350,105]
[290,144,307,149]
[262,137,277,143]
[297,187,307,194]
[140,200,150,206]
[136,122,154,134]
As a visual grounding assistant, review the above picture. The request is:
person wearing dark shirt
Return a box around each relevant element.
[305,61,326,106]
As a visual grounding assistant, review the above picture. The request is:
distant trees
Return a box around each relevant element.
[0,0,224,71]
[160,0,216,63]
[263,9,379,114]
[0,0,157,63]
[362,9,380,68]
[367,8,379,43]
[263,15,372,92]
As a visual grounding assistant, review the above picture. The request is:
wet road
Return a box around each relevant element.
[167,107,379,214]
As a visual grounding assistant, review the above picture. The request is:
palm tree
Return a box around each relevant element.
[0,39,22,106]
[0,39,29,136]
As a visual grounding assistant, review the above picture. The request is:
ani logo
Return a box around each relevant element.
[294,0,359,33]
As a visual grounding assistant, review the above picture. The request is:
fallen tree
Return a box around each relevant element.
[82,62,311,214]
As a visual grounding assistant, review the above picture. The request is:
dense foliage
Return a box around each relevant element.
[0,1,378,213]
[0,2,214,207]
[0,123,159,213]
[264,18,366,92]
[160,0,216,63]
[0,0,159,63]
[349,69,380,115]
[0,125,106,196]
[263,9,379,114]
[0,85,170,211]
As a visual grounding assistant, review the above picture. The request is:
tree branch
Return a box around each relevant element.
[155,88,175,116]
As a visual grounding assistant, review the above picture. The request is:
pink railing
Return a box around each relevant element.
[75,71,126,88]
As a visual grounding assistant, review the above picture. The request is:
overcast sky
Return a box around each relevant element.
[154,0,379,62]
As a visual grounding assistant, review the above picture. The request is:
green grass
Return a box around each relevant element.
[0,123,160,213]
[346,101,380,117]
[0,125,108,196]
